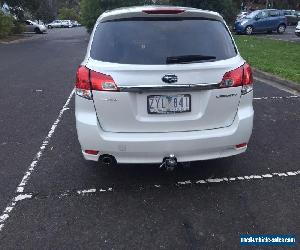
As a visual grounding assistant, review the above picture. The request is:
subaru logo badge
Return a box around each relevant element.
[162,74,178,84]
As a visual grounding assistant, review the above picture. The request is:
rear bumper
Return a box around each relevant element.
[76,93,254,164]
[40,27,47,32]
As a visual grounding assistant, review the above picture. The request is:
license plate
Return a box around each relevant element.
[147,94,191,114]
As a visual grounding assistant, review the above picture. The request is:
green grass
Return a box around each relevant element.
[234,36,300,83]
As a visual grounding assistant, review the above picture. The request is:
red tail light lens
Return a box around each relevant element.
[220,66,243,88]
[76,66,90,89]
[90,70,119,92]
[75,66,118,99]
[220,63,253,94]
[236,143,248,149]
[143,9,185,14]
[84,150,99,155]
[242,63,253,85]
[76,66,92,99]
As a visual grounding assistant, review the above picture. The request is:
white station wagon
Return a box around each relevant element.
[75,6,254,167]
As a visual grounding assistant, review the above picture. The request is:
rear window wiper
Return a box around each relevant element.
[166,55,217,64]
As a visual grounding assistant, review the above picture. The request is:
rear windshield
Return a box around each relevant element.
[90,18,237,65]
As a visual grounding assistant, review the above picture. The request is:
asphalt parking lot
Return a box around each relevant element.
[254,26,300,43]
[0,27,299,249]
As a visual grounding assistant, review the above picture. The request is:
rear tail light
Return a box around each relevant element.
[84,150,99,155]
[220,63,253,94]
[90,70,119,92]
[143,9,185,14]
[75,66,91,99]
[236,143,248,149]
[75,66,119,99]
[241,63,253,94]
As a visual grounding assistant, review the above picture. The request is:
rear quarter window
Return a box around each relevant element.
[269,10,280,17]
[90,18,237,65]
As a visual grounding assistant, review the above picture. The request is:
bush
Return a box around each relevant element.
[12,20,25,34]
[0,11,14,38]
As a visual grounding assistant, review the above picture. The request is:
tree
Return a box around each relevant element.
[58,7,79,21]
[2,0,81,21]
[36,0,57,22]
[80,0,168,32]
[80,0,239,32]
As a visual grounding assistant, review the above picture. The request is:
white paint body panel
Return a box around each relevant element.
[76,91,253,163]
[87,56,245,133]
[75,6,254,163]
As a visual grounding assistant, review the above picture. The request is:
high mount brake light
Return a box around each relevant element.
[75,66,119,99]
[220,63,253,94]
[143,9,185,14]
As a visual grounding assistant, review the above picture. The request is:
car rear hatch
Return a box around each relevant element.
[86,8,245,133]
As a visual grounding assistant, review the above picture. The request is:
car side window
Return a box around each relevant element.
[25,21,31,25]
[256,11,268,19]
[269,10,279,17]
[261,11,268,18]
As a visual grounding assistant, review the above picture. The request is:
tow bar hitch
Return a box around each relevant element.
[160,154,178,171]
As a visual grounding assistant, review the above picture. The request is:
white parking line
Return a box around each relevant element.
[254,95,299,100]
[0,89,74,232]
[5,169,299,203]
[0,92,299,232]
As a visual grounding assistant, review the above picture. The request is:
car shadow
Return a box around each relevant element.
[84,156,239,189]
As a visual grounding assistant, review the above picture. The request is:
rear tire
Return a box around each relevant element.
[34,27,42,34]
[245,26,253,35]
[47,25,52,29]
[277,24,286,34]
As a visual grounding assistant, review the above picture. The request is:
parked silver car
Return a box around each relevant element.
[47,20,64,29]
[72,20,81,27]
[48,20,73,28]
[61,20,73,28]
[295,21,300,36]
[24,20,47,34]
[75,6,254,165]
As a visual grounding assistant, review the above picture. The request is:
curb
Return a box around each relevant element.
[0,34,42,44]
[253,68,300,92]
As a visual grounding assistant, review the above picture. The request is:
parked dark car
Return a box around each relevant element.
[283,10,300,25]
[235,9,287,35]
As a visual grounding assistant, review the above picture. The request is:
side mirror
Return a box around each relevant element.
[255,16,260,20]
